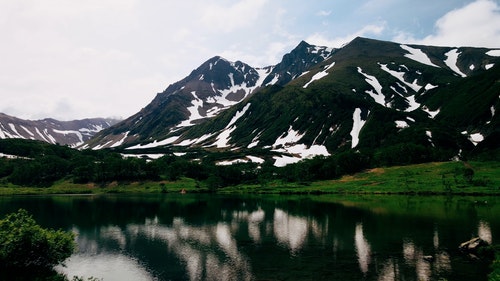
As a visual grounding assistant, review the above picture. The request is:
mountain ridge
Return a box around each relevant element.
[102,36,498,166]
[0,113,120,147]
[4,36,498,167]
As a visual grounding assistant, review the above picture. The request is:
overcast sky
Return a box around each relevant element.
[1,0,499,121]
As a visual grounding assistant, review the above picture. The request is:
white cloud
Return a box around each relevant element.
[306,23,386,48]
[1,0,498,121]
[395,0,500,47]
[317,10,332,17]
[200,0,269,32]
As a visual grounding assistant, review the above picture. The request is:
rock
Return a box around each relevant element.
[459,237,493,261]
[459,237,489,253]
[423,255,434,262]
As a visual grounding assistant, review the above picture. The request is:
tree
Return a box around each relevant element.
[0,209,75,270]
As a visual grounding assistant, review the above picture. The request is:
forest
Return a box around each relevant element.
[1,138,490,191]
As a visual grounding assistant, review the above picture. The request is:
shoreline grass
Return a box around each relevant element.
[0,161,499,196]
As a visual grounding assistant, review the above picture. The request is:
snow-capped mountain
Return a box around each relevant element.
[0,113,119,147]
[86,41,335,149]
[88,37,499,166]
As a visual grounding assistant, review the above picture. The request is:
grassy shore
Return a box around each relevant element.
[221,161,500,195]
[0,161,499,196]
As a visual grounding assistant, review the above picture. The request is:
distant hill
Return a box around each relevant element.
[0,113,119,147]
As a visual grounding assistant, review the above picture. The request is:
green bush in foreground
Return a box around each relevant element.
[490,249,500,281]
[0,209,75,270]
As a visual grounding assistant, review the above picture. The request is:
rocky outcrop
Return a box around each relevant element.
[459,237,491,260]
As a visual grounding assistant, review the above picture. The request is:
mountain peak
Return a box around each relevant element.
[296,40,312,48]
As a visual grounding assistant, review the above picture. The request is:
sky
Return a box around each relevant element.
[1,0,499,121]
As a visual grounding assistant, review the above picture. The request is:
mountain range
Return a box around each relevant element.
[0,113,119,147]
[3,37,499,166]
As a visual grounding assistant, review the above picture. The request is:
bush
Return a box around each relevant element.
[0,209,75,270]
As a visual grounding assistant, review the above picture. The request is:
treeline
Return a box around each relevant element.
[0,139,463,190]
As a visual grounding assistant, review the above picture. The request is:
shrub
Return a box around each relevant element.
[0,209,75,270]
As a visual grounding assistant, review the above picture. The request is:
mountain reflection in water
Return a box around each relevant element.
[0,194,495,281]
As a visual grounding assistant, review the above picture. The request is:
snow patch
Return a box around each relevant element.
[126,136,180,149]
[400,45,439,68]
[422,106,440,118]
[395,120,409,129]
[426,130,434,147]
[20,125,34,137]
[485,64,494,70]
[469,133,484,146]
[122,153,164,160]
[350,108,368,148]
[53,129,84,146]
[379,63,422,92]
[273,155,302,167]
[273,126,304,147]
[486,50,500,57]
[216,155,266,166]
[444,49,467,77]
[357,67,386,106]
[247,155,265,164]
[177,92,205,127]
[405,95,420,112]
[285,144,330,159]
[424,84,438,91]
[8,123,22,138]
[303,62,335,88]
[212,103,251,148]
[110,132,129,148]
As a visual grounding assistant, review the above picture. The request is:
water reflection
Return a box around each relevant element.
[56,253,153,281]
[273,208,309,253]
[479,220,492,244]
[1,195,495,281]
[354,223,371,275]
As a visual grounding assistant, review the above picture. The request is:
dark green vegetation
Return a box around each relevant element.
[107,38,500,160]
[1,138,498,195]
[0,209,74,280]
[492,253,500,281]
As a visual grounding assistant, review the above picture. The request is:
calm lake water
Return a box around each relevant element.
[0,194,497,281]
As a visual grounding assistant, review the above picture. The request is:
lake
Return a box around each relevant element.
[0,194,497,281]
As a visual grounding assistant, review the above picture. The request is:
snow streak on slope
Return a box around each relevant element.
[303,62,335,88]
[357,67,386,106]
[271,125,330,167]
[273,126,304,147]
[350,108,368,148]
[379,63,422,92]
[53,129,84,146]
[177,92,204,127]
[444,49,467,77]
[395,120,409,129]
[213,103,251,148]
[400,45,439,68]
[126,136,180,149]
[422,106,440,119]
[486,50,500,57]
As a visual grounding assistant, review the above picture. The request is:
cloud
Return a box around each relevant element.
[200,0,269,33]
[306,22,386,48]
[395,0,500,47]
[317,10,332,17]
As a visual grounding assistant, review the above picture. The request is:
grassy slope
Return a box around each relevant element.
[219,161,500,195]
[0,161,498,196]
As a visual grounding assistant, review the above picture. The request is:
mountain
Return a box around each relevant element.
[87,37,500,166]
[0,113,119,147]
[85,41,335,149]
